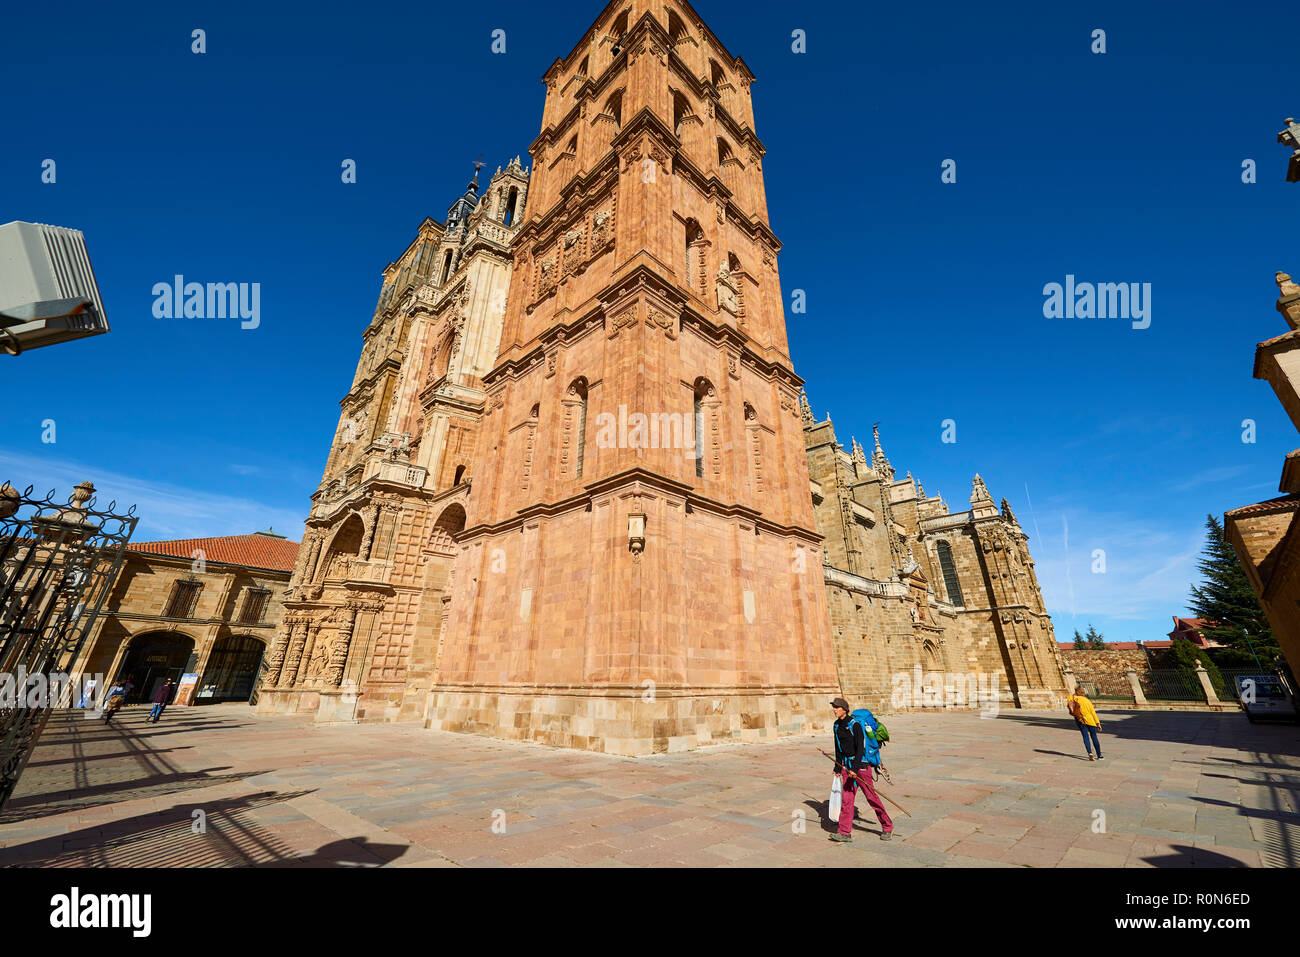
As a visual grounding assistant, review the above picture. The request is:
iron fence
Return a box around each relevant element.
[0,481,136,810]
[1142,668,1205,701]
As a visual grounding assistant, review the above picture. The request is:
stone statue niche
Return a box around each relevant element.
[716,262,739,316]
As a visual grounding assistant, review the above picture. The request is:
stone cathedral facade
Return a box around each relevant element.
[258,0,1066,749]
[804,406,1068,713]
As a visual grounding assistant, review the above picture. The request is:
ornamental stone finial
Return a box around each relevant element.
[851,436,866,465]
[1280,118,1300,182]
[1001,497,1020,525]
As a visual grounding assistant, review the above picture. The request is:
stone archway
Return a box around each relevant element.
[430,503,467,557]
[922,639,941,672]
[321,513,365,579]
[117,631,195,704]
[197,634,266,704]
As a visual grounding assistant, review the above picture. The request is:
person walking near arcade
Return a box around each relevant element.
[147,678,175,724]
[1067,685,1104,761]
[829,697,893,842]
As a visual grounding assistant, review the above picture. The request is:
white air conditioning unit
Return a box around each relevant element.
[0,221,109,355]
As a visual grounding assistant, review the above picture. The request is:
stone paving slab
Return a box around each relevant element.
[1,704,1298,867]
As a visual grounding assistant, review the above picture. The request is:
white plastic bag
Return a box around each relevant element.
[828,773,843,820]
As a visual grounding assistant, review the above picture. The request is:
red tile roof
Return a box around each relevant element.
[1225,494,1300,518]
[129,532,299,572]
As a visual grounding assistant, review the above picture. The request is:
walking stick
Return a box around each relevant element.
[817,748,912,817]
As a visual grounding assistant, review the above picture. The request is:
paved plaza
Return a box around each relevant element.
[1,704,1297,867]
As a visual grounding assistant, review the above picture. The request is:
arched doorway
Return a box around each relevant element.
[118,632,195,704]
[197,635,266,704]
[922,639,941,672]
[430,503,467,557]
[322,513,365,578]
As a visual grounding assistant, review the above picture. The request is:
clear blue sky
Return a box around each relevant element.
[3,0,1298,644]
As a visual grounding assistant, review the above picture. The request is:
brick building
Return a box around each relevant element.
[73,531,297,706]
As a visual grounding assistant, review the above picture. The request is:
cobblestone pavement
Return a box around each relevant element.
[2,704,1297,867]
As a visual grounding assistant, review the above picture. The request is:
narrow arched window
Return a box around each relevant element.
[694,392,704,477]
[611,10,629,43]
[566,378,589,478]
[684,218,705,294]
[672,90,691,137]
[576,387,588,477]
[440,250,453,284]
[710,59,725,89]
[453,465,466,485]
[503,187,519,226]
[693,378,714,478]
[937,540,964,607]
[668,10,686,45]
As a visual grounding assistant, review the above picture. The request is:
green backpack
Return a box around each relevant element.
[867,718,890,746]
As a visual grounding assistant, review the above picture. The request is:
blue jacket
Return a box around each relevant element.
[833,709,881,772]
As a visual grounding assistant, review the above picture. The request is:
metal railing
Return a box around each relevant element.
[0,482,136,810]
[1142,668,1205,701]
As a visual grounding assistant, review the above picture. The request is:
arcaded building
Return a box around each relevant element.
[73,531,298,706]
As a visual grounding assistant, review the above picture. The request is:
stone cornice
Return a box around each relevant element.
[459,465,823,545]
[107,611,278,628]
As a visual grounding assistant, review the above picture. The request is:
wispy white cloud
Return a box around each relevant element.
[227,463,261,476]
[0,448,305,542]
[1169,465,1250,493]
[1028,503,1204,637]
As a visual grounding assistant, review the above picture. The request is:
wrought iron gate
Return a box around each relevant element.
[0,481,137,810]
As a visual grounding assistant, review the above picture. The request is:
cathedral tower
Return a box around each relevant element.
[425,1,839,754]
[259,162,528,723]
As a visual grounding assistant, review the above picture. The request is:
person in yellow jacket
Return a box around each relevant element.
[1067,686,1104,761]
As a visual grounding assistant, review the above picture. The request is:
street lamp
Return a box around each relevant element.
[0,222,109,355]
[1217,615,1263,670]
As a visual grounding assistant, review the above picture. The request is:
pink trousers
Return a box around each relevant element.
[839,766,893,835]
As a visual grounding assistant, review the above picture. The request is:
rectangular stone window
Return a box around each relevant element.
[164,580,202,618]
[239,588,271,624]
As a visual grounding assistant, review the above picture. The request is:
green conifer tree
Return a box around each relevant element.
[1188,514,1277,668]
[1085,624,1106,650]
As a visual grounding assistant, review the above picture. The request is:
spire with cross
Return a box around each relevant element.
[468,153,485,194]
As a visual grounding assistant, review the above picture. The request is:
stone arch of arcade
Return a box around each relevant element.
[430,502,467,558]
[116,631,196,704]
[197,633,267,704]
